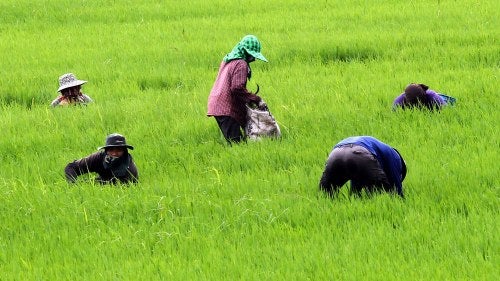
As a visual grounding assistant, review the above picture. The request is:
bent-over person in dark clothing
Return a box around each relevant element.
[320,136,407,198]
[65,133,138,184]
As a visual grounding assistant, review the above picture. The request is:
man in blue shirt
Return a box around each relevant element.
[319,136,407,198]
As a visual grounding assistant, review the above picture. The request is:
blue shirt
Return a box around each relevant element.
[335,136,406,197]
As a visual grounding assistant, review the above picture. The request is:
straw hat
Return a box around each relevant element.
[57,73,87,92]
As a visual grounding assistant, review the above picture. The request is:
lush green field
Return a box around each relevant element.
[0,0,498,280]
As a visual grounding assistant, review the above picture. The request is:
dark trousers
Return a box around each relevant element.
[320,144,391,196]
[214,116,244,143]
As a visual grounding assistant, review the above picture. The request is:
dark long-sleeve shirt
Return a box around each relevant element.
[334,136,406,197]
[65,151,138,184]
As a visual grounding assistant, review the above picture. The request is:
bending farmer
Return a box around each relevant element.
[65,133,138,184]
[319,136,407,198]
[207,35,268,143]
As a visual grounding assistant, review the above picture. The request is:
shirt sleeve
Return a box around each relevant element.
[231,61,261,104]
[379,148,404,198]
[64,152,102,183]
[81,94,93,103]
[392,93,405,109]
[426,90,446,105]
[50,96,63,107]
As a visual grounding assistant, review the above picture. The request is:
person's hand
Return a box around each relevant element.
[258,100,268,111]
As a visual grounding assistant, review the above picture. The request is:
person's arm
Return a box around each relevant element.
[231,61,261,104]
[392,93,405,110]
[80,94,92,103]
[50,96,64,107]
[380,147,405,198]
[426,90,446,106]
[64,152,102,183]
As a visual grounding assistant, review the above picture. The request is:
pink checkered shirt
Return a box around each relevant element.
[207,59,260,125]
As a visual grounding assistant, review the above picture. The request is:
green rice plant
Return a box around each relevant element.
[0,0,498,280]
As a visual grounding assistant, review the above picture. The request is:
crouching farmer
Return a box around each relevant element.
[65,133,138,184]
[393,83,446,111]
[319,136,407,198]
[51,73,92,107]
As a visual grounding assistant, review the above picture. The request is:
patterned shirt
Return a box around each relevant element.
[207,59,261,125]
[51,93,92,107]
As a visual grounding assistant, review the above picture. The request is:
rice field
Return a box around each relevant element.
[0,0,498,280]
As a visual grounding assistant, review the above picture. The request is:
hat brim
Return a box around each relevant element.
[58,80,87,92]
[244,49,268,62]
[98,144,134,150]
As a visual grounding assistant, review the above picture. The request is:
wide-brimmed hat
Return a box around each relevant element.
[98,133,134,150]
[240,35,268,62]
[57,73,87,92]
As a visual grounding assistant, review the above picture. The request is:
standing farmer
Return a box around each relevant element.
[319,136,407,198]
[207,35,268,143]
[65,133,138,184]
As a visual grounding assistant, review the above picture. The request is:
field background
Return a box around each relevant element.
[0,0,498,280]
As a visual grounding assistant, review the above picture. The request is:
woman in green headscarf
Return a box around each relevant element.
[207,35,268,143]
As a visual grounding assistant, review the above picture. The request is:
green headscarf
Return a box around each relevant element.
[223,35,268,63]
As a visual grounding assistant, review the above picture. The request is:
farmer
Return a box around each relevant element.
[51,73,92,107]
[207,35,267,143]
[65,133,138,184]
[392,83,446,110]
[319,136,407,198]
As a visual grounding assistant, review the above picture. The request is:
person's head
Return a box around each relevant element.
[98,133,134,158]
[60,85,82,98]
[244,50,256,63]
[58,73,87,97]
[223,35,268,63]
[105,147,126,158]
[239,35,267,63]
[404,83,429,103]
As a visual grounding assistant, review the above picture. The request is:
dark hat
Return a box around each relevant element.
[98,133,134,150]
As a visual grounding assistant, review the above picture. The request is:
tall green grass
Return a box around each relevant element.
[0,0,498,280]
